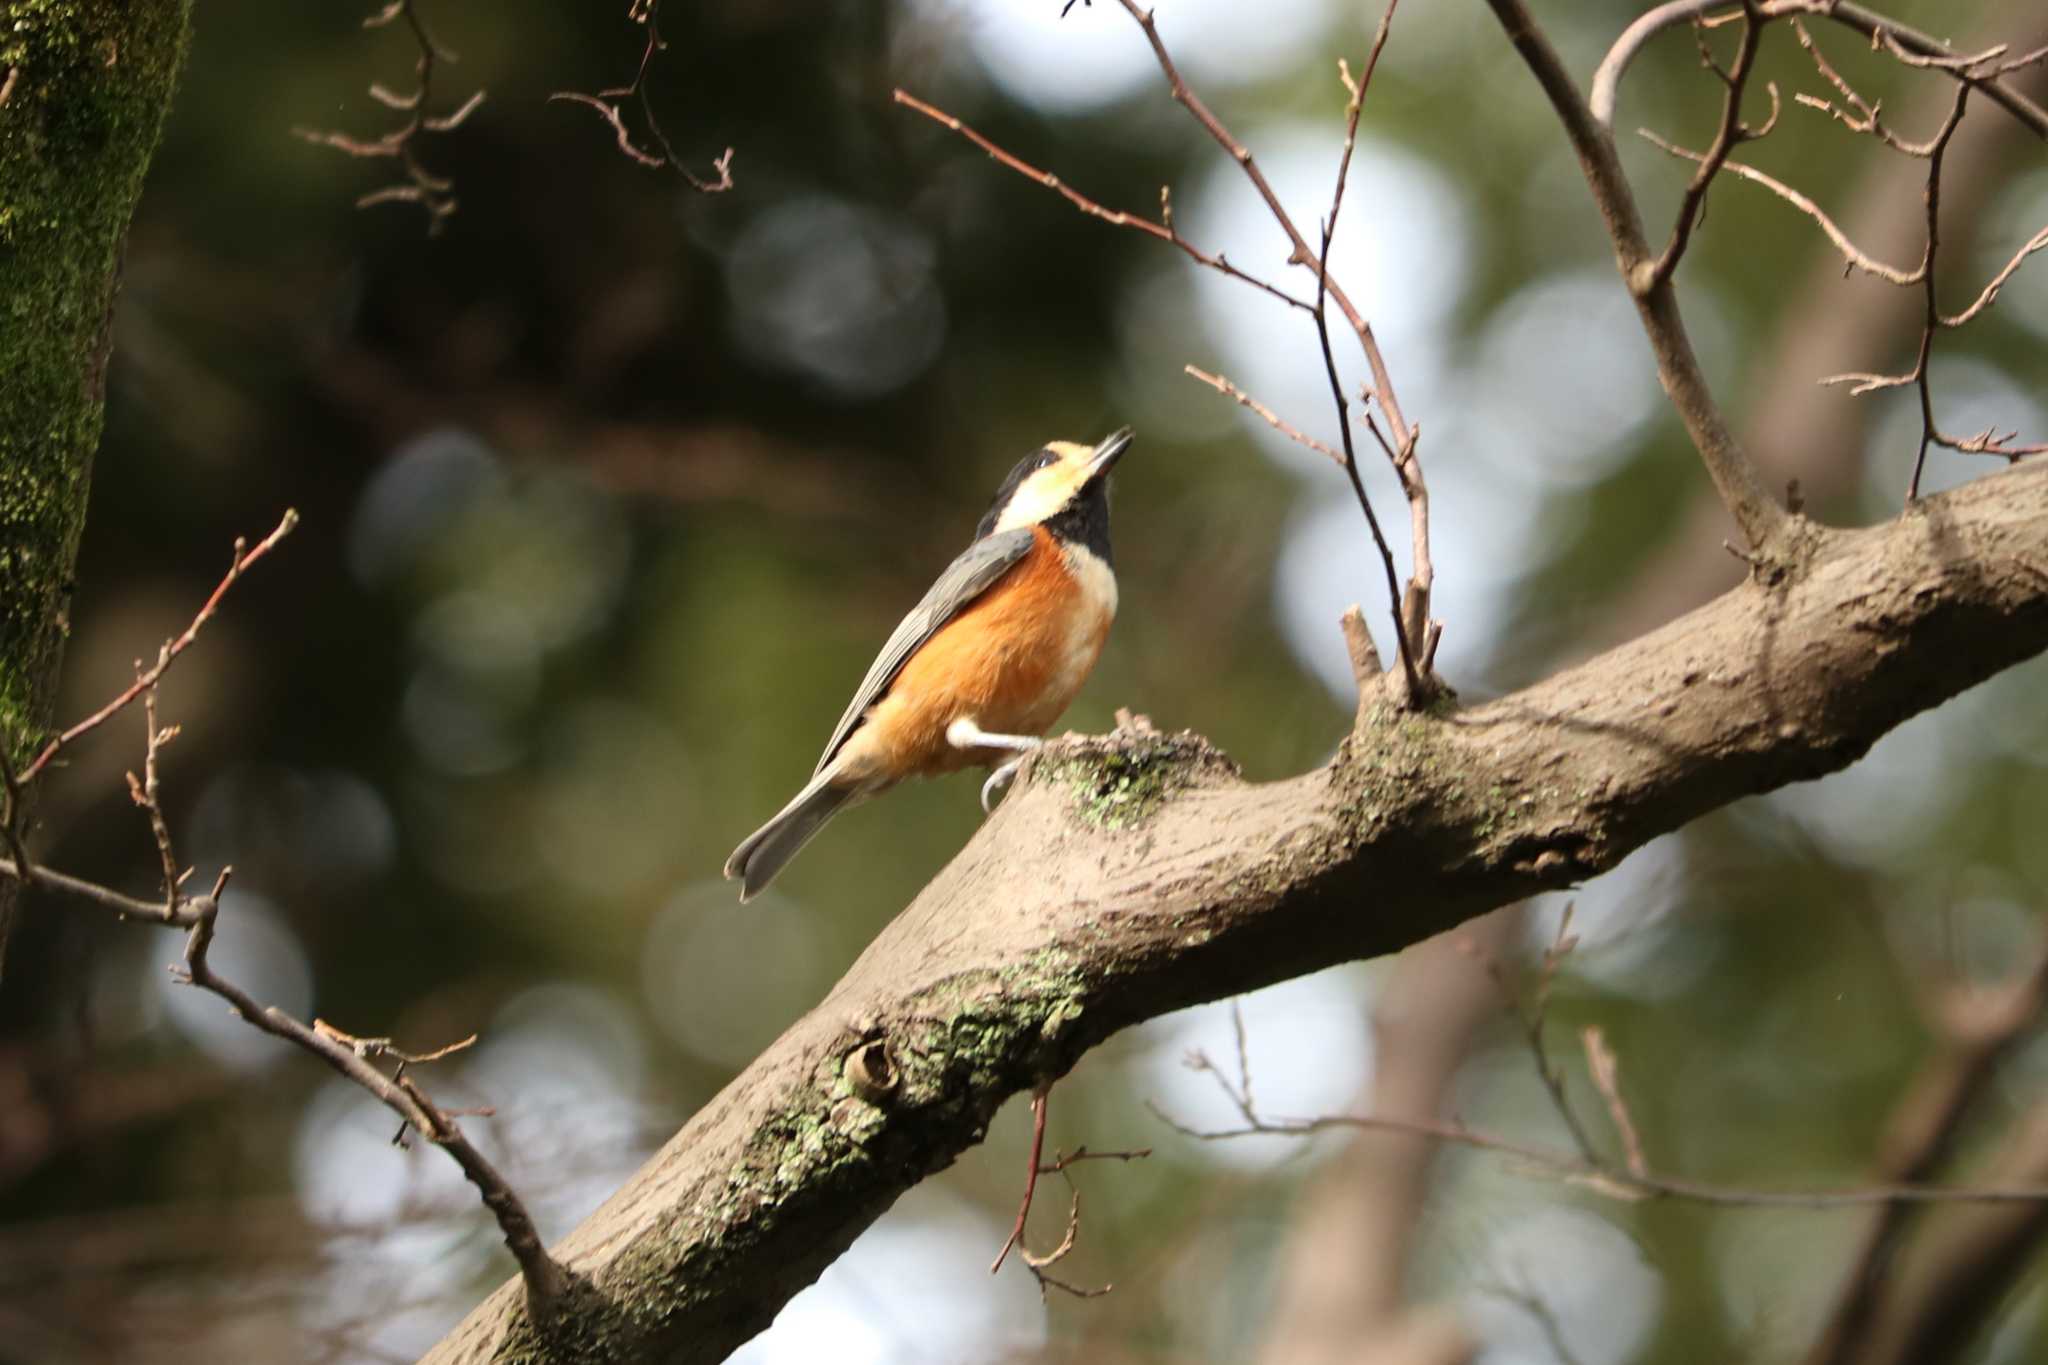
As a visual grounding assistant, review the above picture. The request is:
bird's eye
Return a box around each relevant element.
[1035,450,1059,470]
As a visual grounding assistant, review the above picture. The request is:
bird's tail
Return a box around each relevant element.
[724,772,859,902]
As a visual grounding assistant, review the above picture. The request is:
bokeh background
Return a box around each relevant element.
[5,0,2048,1361]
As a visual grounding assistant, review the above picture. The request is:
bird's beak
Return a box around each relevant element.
[1084,426,1134,481]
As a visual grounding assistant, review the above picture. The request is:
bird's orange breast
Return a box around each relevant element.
[843,528,1115,782]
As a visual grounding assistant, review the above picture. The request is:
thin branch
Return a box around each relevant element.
[0,855,205,927]
[1943,224,2048,326]
[1040,1144,1152,1173]
[1644,1,1774,290]
[1591,0,2048,141]
[1581,1025,1648,1179]
[17,510,298,787]
[1687,48,2048,490]
[1638,131,1923,283]
[987,1086,1124,1298]
[891,90,1311,314]
[293,0,483,233]
[1183,366,1341,463]
[1107,0,1416,457]
[550,0,733,192]
[1318,1,1434,700]
[3,515,570,1326]
[128,687,181,907]
[172,875,570,1323]
[1904,84,1971,499]
[1311,210,1422,702]
[990,1086,1049,1276]
[1806,946,2048,1365]
[549,92,664,170]
[1168,0,1430,695]
[1154,1044,2048,1212]
[1481,0,1791,553]
[1488,907,1602,1165]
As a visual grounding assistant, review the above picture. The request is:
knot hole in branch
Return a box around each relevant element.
[845,1038,900,1105]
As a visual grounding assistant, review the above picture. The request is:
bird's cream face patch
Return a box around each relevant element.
[993,441,1098,534]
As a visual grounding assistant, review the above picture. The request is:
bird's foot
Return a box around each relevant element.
[981,755,1029,813]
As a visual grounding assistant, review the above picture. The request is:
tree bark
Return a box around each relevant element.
[426,460,2048,1364]
[0,0,192,978]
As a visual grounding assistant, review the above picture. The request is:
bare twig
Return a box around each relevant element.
[1309,216,1421,702]
[1903,85,1972,498]
[1792,20,1954,158]
[990,1086,1050,1277]
[17,510,298,787]
[1154,1031,2048,1211]
[1570,0,2047,516]
[891,91,1311,314]
[1805,947,2048,1365]
[1488,907,1602,1165]
[550,0,734,192]
[1581,1025,1648,1179]
[1,517,569,1326]
[1943,224,2048,325]
[0,854,205,926]
[1481,0,1791,553]
[128,687,181,906]
[293,0,484,233]
[1638,130,1923,284]
[1112,0,1442,670]
[548,93,663,170]
[1664,40,2048,490]
[1777,28,2048,483]
[1324,1,1436,693]
[1040,1144,1152,1173]
[1591,0,2048,141]
[1340,604,1387,705]
[1145,0,1435,697]
[173,875,569,1322]
[988,1087,1125,1298]
[1644,1,1775,290]
[1183,366,1341,463]
[1107,0,1416,454]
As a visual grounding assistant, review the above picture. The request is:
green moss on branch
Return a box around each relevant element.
[0,0,194,971]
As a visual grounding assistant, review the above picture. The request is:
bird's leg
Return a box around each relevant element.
[946,718,1042,813]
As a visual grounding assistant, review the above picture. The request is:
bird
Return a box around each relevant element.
[724,426,1132,901]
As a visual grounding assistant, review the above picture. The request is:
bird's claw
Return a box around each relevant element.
[982,757,1025,814]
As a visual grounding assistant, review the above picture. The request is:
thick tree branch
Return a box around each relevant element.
[428,461,2048,1363]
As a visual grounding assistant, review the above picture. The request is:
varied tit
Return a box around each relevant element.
[724,427,1132,901]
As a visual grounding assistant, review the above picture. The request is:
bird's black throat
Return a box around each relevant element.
[1043,481,1113,568]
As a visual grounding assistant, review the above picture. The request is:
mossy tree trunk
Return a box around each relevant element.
[0,0,191,978]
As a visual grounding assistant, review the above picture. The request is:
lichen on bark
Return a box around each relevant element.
[0,0,193,973]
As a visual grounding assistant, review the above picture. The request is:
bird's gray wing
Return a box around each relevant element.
[812,527,1037,778]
